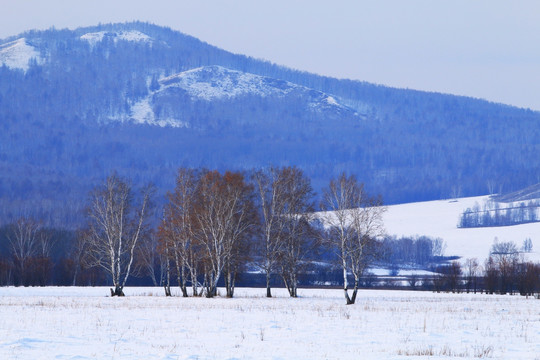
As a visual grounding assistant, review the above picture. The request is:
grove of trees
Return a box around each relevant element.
[3,166,540,302]
[0,167,388,304]
[159,169,257,298]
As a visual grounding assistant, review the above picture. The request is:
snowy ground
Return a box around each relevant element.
[384,196,540,264]
[1,287,539,359]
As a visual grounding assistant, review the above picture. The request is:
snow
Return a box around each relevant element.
[159,66,299,101]
[130,98,189,128]
[0,38,41,71]
[370,268,438,276]
[0,286,539,359]
[383,195,540,263]
[126,66,352,127]
[116,30,152,42]
[325,95,338,105]
[80,31,106,45]
[130,98,156,124]
[80,31,152,46]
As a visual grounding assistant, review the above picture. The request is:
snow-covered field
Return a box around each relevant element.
[1,287,539,359]
[1,196,539,359]
[384,196,540,263]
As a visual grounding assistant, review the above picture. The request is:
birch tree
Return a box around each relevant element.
[320,173,385,304]
[253,167,292,297]
[274,167,315,298]
[135,232,162,287]
[194,170,256,298]
[7,217,40,286]
[159,167,201,297]
[84,173,153,296]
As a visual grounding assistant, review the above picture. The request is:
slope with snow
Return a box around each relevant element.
[129,65,354,127]
[80,30,153,46]
[384,195,540,263]
[0,38,41,71]
[130,97,189,128]
[159,65,347,106]
[160,65,301,100]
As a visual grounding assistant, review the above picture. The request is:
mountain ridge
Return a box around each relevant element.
[2,22,533,112]
[1,21,540,226]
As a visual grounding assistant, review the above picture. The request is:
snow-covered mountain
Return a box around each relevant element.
[130,65,355,127]
[2,22,540,226]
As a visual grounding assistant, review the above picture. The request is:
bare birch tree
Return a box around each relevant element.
[464,257,480,293]
[84,173,153,296]
[71,230,91,286]
[274,167,315,298]
[135,232,162,287]
[320,173,385,304]
[159,167,201,297]
[7,217,40,285]
[194,170,257,298]
[253,167,292,297]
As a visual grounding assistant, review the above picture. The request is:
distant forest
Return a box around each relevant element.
[2,22,540,227]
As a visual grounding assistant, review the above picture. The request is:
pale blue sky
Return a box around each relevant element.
[2,0,540,110]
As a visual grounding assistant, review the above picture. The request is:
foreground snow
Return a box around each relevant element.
[0,287,539,359]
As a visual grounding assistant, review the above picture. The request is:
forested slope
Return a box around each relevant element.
[1,22,539,226]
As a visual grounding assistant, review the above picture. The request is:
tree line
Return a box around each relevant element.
[458,200,539,228]
[413,240,540,298]
[379,235,446,272]
[3,167,540,302]
[0,167,386,305]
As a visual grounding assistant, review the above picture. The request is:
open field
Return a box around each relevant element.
[0,287,539,359]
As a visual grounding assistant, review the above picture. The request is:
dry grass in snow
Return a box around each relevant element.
[0,287,539,359]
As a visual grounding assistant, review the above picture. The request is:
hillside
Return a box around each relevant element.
[1,22,540,225]
[384,196,540,264]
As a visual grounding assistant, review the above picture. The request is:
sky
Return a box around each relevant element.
[2,0,540,110]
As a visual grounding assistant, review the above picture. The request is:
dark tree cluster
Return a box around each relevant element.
[423,241,540,298]
[0,220,106,287]
[379,235,446,270]
[482,240,540,296]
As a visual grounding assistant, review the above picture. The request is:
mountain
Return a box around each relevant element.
[1,21,540,226]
